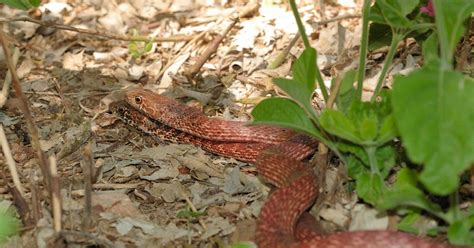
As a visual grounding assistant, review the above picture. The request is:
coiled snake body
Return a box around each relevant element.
[110,89,456,248]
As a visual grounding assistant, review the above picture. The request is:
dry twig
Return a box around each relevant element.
[0,16,195,43]
[0,125,25,196]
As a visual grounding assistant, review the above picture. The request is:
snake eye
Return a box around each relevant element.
[134,96,142,105]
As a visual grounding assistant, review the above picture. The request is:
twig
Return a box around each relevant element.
[30,171,41,224]
[6,184,34,227]
[184,17,238,78]
[267,33,300,69]
[184,3,259,79]
[80,142,94,231]
[316,14,361,26]
[0,46,19,108]
[0,16,195,43]
[0,29,53,205]
[0,125,25,196]
[49,156,62,233]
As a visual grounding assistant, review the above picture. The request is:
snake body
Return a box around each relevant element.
[111,89,457,248]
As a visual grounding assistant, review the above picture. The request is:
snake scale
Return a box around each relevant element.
[110,89,458,248]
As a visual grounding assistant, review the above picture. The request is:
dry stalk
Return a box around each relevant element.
[0,16,194,43]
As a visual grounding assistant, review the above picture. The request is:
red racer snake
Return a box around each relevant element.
[109,89,458,248]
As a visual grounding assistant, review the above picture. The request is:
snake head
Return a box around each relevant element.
[108,101,132,120]
[124,89,154,111]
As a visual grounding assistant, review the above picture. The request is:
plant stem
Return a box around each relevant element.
[288,0,329,102]
[289,0,310,49]
[356,0,371,100]
[448,192,460,223]
[371,32,403,101]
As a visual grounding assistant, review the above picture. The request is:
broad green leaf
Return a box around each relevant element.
[398,211,439,236]
[433,0,474,64]
[292,47,317,95]
[252,97,322,140]
[377,114,397,145]
[376,0,419,28]
[273,48,317,111]
[335,69,357,113]
[320,109,361,144]
[422,32,439,65]
[392,66,474,195]
[378,169,443,217]
[337,142,369,165]
[368,23,393,51]
[0,206,19,242]
[346,155,367,178]
[368,2,386,24]
[375,145,396,177]
[448,221,474,246]
[359,117,378,141]
[343,144,394,179]
[356,172,385,205]
[0,0,40,10]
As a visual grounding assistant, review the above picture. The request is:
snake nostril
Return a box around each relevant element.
[134,96,142,105]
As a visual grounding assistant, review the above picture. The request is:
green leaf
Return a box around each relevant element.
[369,3,386,24]
[273,47,317,111]
[375,145,396,177]
[0,0,40,10]
[344,144,394,179]
[368,23,393,51]
[398,211,439,236]
[292,47,317,95]
[376,0,419,28]
[378,114,397,145]
[377,169,444,218]
[422,32,439,65]
[433,0,474,63]
[356,171,385,205]
[0,205,19,243]
[392,66,474,195]
[448,221,474,246]
[320,109,361,144]
[252,97,323,140]
[176,209,206,219]
[346,155,367,178]
[338,142,369,165]
[335,69,357,113]
[359,117,378,141]
[144,41,153,53]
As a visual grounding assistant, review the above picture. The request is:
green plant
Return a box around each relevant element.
[0,0,40,10]
[0,202,20,243]
[252,0,474,245]
[128,29,154,59]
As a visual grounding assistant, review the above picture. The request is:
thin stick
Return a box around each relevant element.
[316,14,361,26]
[0,29,53,195]
[267,33,300,70]
[185,17,238,78]
[184,3,259,79]
[0,16,194,43]
[49,156,62,233]
[80,142,94,230]
[0,46,20,107]
[0,125,25,196]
